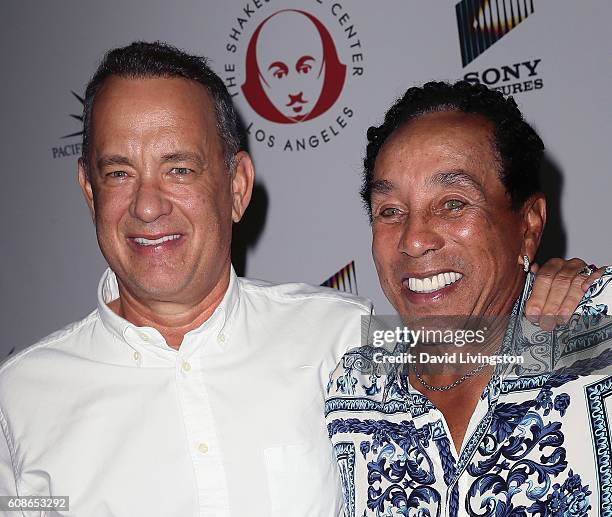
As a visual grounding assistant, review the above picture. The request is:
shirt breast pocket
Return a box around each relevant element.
[264,440,344,517]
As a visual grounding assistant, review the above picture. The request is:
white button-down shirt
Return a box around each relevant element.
[0,268,372,517]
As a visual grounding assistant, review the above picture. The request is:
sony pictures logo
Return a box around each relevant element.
[456,0,544,95]
[223,1,365,152]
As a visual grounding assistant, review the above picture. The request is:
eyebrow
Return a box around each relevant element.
[96,152,205,170]
[96,154,131,170]
[429,170,485,195]
[369,170,485,198]
[160,151,206,168]
[297,55,315,65]
[370,179,396,196]
[268,61,288,71]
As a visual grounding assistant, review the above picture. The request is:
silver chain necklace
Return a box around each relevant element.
[411,361,487,392]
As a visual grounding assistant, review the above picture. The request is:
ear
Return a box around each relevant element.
[230,151,255,223]
[78,157,96,222]
[518,194,546,267]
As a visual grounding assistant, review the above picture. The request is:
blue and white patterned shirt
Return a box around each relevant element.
[325,268,612,517]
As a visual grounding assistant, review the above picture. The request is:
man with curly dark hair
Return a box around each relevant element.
[361,81,543,217]
[325,81,612,517]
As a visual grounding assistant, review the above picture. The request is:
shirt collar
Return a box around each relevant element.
[97,266,240,351]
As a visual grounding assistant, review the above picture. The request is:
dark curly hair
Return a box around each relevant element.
[361,80,544,220]
[82,41,243,172]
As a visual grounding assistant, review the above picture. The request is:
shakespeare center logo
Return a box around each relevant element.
[51,90,84,160]
[456,0,544,95]
[223,1,365,152]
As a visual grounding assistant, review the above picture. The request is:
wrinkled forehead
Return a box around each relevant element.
[256,11,324,66]
[89,76,222,161]
[377,111,497,165]
[373,111,501,190]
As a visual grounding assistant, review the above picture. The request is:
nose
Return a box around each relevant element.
[397,210,444,258]
[129,178,172,223]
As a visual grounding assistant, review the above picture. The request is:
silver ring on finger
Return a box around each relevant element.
[578,264,597,277]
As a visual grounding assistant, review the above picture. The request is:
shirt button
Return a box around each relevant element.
[217,333,226,343]
[198,443,209,454]
[181,361,191,372]
[133,351,141,361]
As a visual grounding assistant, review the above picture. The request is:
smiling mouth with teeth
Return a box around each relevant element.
[132,234,181,246]
[407,272,463,294]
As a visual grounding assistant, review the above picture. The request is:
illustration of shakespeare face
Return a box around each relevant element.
[242,9,347,123]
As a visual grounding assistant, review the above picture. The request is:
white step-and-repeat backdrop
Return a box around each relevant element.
[1,0,610,355]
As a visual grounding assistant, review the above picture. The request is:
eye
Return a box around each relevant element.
[296,56,315,75]
[379,207,403,218]
[106,171,127,178]
[170,167,193,175]
[444,199,465,210]
[269,61,289,79]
